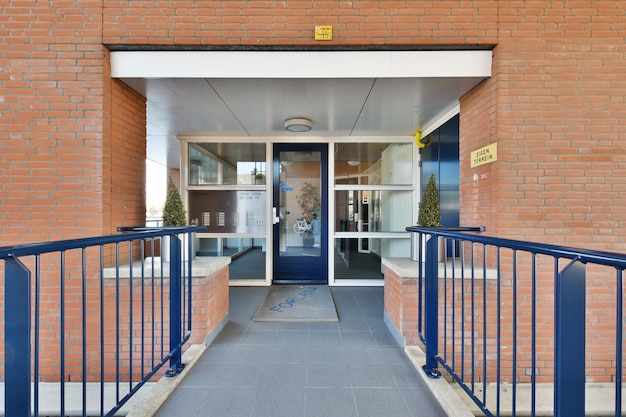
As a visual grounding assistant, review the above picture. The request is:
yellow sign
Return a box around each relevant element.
[470,143,497,168]
[315,26,333,41]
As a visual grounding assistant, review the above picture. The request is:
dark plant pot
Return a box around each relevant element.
[303,236,314,247]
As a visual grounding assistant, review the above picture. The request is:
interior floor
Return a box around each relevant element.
[222,247,383,281]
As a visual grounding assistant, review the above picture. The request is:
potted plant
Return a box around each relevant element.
[418,173,441,228]
[163,176,188,227]
[296,182,321,247]
[161,176,191,262]
[415,172,444,261]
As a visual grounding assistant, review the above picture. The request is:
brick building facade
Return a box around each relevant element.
[2,0,626,384]
[3,1,625,250]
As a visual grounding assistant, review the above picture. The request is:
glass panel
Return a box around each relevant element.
[334,143,412,185]
[188,190,266,234]
[196,237,266,279]
[187,142,268,282]
[335,190,411,232]
[333,238,410,279]
[188,143,266,185]
[334,238,383,279]
[420,115,460,229]
[189,145,220,185]
[278,151,322,257]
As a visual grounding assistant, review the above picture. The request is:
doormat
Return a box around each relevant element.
[253,285,339,322]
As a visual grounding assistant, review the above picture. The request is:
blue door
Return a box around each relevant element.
[273,144,328,284]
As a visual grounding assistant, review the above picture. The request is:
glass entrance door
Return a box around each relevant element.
[273,144,328,284]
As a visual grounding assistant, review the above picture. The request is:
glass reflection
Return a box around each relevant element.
[279,151,321,257]
[188,143,266,185]
[334,143,412,185]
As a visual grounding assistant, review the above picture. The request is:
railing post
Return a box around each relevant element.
[554,259,585,417]
[423,233,442,378]
[166,234,184,377]
[5,256,32,417]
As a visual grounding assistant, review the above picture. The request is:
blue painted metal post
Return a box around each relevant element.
[554,259,585,417]
[166,234,184,377]
[423,233,442,378]
[5,256,32,417]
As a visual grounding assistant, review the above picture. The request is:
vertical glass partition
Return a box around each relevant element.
[186,143,267,281]
[333,142,414,282]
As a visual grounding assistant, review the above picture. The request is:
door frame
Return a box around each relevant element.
[272,143,329,284]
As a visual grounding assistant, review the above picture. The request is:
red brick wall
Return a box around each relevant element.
[383,267,420,345]
[188,265,230,344]
[102,1,498,47]
[461,2,626,251]
[103,48,147,233]
[1,3,146,244]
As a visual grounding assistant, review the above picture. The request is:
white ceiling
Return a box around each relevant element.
[112,51,492,168]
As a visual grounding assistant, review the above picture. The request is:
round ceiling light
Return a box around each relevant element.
[284,117,312,132]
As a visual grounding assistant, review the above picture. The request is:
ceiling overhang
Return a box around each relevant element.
[110,50,492,167]
[111,50,492,79]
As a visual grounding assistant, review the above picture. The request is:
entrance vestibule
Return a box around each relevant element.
[182,139,418,286]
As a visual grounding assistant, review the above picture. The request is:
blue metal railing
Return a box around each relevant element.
[407,226,626,417]
[1,226,204,417]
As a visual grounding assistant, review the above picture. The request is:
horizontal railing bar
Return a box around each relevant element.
[407,226,626,269]
[0,226,206,258]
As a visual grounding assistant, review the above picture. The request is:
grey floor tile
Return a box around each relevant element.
[247,320,281,331]
[211,330,243,345]
[305,388,358,417]
[306,362,351,388]
[251,387,305,417]
[273,329,309,345]
[180,362,265,388]
[343,345,383,364]
[349,363,396,388]
[278,321,309,331]
[372,330,399,345]
[387,362,424,388]
[353,388,413,417]
[337,319,370,331]
[198,344,235,363]
[195,386,258,417]
[153,386,209,417]
[267,344,308,363]
[340,330,378,345]
[308,330,342,345]
[231,343,272,362]
[308,321,340,331]
[261,362,306,389]
[306,344,349,363]
[400,387,449,417]
[239,329,278,345]
[377,345,410,363]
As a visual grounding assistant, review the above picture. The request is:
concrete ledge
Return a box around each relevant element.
[452,380,626,417]
[0,344,208,417]
[405,346,474,417]
[382,257,498,280]
[126,344,207,417]
[103,256,231,279]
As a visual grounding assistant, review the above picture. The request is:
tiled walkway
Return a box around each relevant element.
[154,286,448,417]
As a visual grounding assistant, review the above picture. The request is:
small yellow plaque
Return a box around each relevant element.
[470,143,498,168]
[315,25,333,41]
